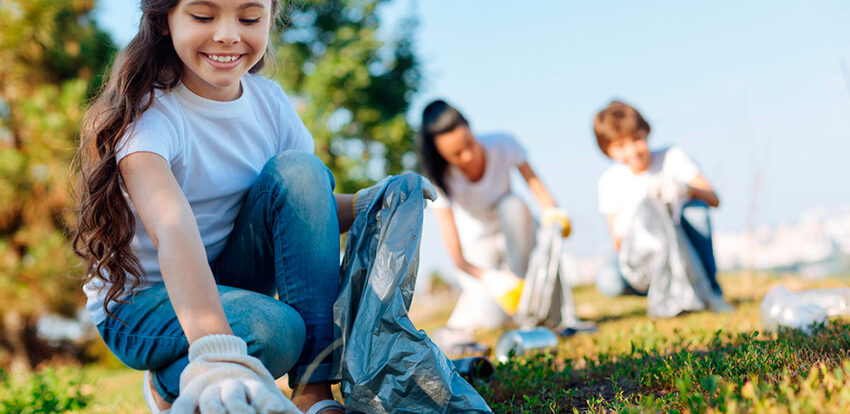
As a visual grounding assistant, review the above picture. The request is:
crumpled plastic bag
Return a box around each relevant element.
[759,285,850,333]
[332,173,492,413]
[516,224,581,329]
[619,197,719,318]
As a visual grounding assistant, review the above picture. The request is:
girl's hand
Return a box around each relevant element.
[171,334,301,414]
[353,175,437,218]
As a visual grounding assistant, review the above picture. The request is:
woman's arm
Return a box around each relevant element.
[335,193,355,234]
[517,162,556,210]
[686,173,720,208]
[433,207,484,278]
[119,152,231,343]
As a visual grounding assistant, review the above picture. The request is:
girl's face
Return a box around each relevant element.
[607,130,651,173]
[434,124,484,171]
[168,0,273,101]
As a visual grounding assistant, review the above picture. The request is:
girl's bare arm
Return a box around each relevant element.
[119,152,232,343]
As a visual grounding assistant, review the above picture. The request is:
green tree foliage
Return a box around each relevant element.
[0,0,115,370]
[272,0,421,193]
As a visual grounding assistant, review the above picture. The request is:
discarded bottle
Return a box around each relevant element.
[452,357,495,382]
[759,285,850,333]
[494,327,559,363]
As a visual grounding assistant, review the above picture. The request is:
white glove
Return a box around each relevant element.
[648,175,689,204]
[353,175,437,217]
[541,207,571,238]
[170,334,302,414]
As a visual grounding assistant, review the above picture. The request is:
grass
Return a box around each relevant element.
[463,273,850,413]
[7,272,850,413]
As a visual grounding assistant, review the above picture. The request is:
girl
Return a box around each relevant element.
[75,0,353,412]
[416,100,569,345]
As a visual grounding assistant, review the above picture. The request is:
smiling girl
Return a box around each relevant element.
[75,0,351,412]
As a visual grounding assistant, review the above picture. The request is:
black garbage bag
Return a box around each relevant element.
[332,173,492,413]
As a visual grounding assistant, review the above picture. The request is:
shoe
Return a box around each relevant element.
[143,370,162,414]
[305,399,345,414]
[557,320,598,337]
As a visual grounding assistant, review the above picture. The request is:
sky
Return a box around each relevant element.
[95,1,850,278]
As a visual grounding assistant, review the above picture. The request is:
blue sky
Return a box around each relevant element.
[96,1,850,276]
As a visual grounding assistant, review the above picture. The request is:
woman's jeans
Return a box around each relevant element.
[97,151,341,402]
[595,200,722,297]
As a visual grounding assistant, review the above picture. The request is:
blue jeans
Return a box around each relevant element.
[595,200,722,297]
[97,151,341,402]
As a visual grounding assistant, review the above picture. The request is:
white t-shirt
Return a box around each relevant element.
[432,133,527,238]
[597,146,699,237]
[84,73,314,325]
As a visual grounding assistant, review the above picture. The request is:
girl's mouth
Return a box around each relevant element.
[202,53,245,69]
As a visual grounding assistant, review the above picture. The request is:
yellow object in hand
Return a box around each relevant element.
[542,208,571,238]
[482,270,525,316]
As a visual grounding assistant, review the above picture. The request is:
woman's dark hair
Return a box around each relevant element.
[73,0,279,320]
[416,99,469,197]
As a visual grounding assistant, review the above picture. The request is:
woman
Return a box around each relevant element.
[417,99,569,346]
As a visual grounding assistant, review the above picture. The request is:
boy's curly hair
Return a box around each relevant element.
[593,100,651,156]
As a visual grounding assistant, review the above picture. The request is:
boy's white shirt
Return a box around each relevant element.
[597,146,699,238]
[84,73,314,325]
[431,133,527,242]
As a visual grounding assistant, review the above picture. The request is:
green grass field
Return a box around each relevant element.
[5,272,850,413]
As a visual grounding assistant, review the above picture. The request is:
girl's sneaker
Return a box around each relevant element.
[143,370,168,413]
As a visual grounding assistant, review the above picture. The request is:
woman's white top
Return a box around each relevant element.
[431,133,527,238]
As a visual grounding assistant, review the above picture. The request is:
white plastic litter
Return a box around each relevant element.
[759,285,850,333]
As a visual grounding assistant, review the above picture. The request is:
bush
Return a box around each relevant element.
[0,368,91,413]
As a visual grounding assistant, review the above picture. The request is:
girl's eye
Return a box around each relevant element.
[240,18,261,24]
[191,15,213,22]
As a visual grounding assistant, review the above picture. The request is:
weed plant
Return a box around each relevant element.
[0,368,91,414]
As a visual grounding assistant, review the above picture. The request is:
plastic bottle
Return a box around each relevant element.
[494,327,559,363]
[759,285,850,333]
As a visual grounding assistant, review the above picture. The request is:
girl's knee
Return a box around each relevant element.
[223,290,306,378]
[263,150,335,193]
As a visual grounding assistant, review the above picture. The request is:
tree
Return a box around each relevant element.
[272,0,421,193]
[0,0,115,371]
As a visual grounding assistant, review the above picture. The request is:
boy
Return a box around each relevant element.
[593,100,723,298]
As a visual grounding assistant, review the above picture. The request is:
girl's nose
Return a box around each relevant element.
[213,20,240,44]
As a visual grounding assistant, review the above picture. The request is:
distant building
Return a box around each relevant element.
[714,207,850,277]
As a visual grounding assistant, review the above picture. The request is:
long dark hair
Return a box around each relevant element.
[74,0,279,320]
[416,99,469,197]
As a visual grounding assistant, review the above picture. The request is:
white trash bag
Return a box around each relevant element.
[759,285,850,333]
